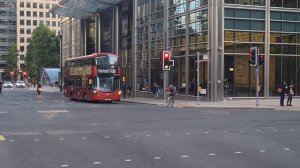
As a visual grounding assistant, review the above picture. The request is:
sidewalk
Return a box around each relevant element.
[121,96,300,111]
[35,87,299,111]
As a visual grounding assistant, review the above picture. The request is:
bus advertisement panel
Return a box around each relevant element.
[64,53,121,102]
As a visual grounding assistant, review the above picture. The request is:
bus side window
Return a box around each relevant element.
[76,78,82,88]
[87,78,93,90]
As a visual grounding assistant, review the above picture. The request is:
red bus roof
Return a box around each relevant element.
[65,53,118,62]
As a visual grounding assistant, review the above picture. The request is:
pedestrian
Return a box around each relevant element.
[279,80,288,106]
[287,81,295,106]
[223,79,230,101]
[121,82,128,99]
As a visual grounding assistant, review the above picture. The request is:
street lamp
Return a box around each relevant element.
[58,32,63,92]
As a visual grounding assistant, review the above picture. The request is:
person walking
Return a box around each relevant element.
[279,80,288,106]
[0,81,3,94]
[223,79,231,101]
[287,81,295,106]
[121,82,128,99]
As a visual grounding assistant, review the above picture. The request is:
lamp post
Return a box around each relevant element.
[59,33,62,92]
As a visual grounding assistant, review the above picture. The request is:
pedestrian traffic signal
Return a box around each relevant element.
[249,47,257,66]
[259,55,264,65]
[22,71,27,78]
[162,51,171,70]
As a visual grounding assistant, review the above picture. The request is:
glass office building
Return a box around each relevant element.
[0,0,16,81]
[51,0,300,101]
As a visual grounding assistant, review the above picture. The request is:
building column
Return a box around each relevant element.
[133,0,137,96]
[208,0,224,102]
[264,0,270,98]
[95,13,101,52]
[113,4,119,55]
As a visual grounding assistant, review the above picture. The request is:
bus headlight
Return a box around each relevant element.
[118,91,122,95]
[93,90,97,95]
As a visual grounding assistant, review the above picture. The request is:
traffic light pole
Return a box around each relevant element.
[256,49,259,107]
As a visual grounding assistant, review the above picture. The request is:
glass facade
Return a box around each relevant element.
[57,0,300,99]
[0,0,17,80]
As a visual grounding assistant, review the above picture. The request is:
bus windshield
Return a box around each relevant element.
[95,54,118,74]
[95,76,119,92]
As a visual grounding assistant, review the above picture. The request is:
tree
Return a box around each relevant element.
[26,23,60,82]
[6,43,18,75]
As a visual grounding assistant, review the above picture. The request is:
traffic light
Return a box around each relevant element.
[259,55,264,65]
[249,47,257,66]
[22,71,27,78]
[162,51,171,70]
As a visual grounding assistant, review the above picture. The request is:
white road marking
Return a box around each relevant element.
[37,110,69,113]
[60,164,69,167]
[34,139,40,142]
[289,129,294,131]
[185,133,191,135]
[273,129,278,132]
[256,129,261,132]
[204,131,209,134]
[223,130,228,133]
[259,150,266,153]
[166,133,171,136]
[82,137,87,140]
[9,139,15,142]
[181,155,189,158]
[284,148,290,151]
[125,159,132,162]
[154,157,161,160]
[239,131,245,133]
[209,153,216,156]
[0,112,8,114]
[59,138,64,141]
[104,136,110,139]
[93,162,101,165]
[125,135,131,138]
[146,134,151,137]
[235,152,242,154]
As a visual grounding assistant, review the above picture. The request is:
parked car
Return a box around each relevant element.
[16,80,26,88]
[3,81,13,88]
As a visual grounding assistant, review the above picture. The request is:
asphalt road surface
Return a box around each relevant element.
[0,88,300,168]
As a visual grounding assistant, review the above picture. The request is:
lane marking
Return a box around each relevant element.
[125,159,132,162]
[146,134,151,137]
[181,155,189,158]
[259,150,266,153]
[60,164,69,167]
[284,148,290,151]
[0,135,6,141]
[209,153,216,156]
[37,110,69,113]
[93,162,101,165]
[154,157,161,160]
[82,137,87,140]
[204,132,209,134]
[185,133,191,135]
[0,112,8,114]
[235,152,242,154]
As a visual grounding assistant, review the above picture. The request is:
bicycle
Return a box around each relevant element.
[166,93,175,107]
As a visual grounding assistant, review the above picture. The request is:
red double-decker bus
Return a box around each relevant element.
[63,53,121,102]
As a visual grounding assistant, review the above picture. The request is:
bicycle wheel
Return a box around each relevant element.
[169,98,174,107]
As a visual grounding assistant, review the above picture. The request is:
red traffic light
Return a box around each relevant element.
[22,71,27,78]
[163,51,170,62]
[162,51,171,70]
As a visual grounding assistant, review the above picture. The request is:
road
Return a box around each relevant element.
[0,88,300,168]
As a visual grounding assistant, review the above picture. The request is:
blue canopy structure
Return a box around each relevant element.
[40,68,60,86]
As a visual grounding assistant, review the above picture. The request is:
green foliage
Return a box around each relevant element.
[26,23,60,82]
[6,43,18,73]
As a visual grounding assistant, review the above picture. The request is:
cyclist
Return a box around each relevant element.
[166,84,176,107]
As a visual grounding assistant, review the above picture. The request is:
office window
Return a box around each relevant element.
[52,14,56,18]
[252,20,265,30]
[236,20,251,30]
[46,21,50,26]
[26,20,31,26]
[20,28,24,34]
[39,3,43,9]
[26,11,31,17]
[39,12,43,17]
[58,22,60,27]
[33,3,37,8]
[39,20,44,24]
[33,20,37,26]
[27,38,31,43]
[52,21,56,27]
[46,3,50,9]
[20,46,25,51]
[26,29,31,34]
[20,19,24,25]
[33,11,37,17]
[20,37,25,43]
[20,11,24,16]
[271,21,282,31]
[20,2,24,7]
[283,22,297,32]
[26,2,30,8]
[46,12,50,18]
[283,12,297,21]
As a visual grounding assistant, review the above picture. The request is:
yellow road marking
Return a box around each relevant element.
[0,135,6,141]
